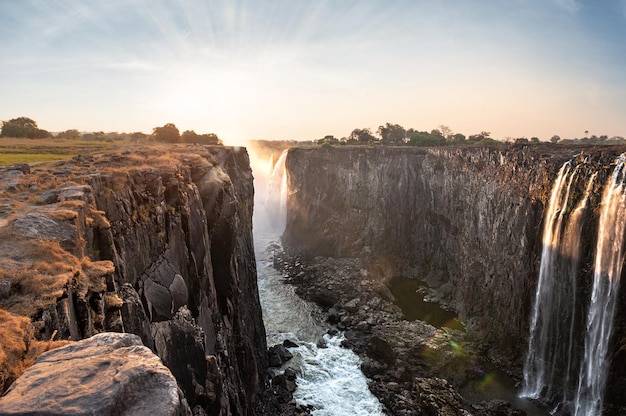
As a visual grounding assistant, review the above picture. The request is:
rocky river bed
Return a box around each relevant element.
[272,247,547,416]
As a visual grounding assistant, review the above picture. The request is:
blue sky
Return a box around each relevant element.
[1,0,626,143]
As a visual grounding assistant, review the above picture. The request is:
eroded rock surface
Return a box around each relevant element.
[0,332,184,416]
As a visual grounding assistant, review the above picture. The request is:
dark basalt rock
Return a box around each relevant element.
[0,146,269,415]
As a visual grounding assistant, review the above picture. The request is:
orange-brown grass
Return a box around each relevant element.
[0,229,81,317]
[0,309,70,392]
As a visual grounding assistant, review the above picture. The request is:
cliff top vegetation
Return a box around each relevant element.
[0,117,223,166]
[313,122,626,148]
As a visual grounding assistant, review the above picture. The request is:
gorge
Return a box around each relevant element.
[281,146,626,415]
[0,143,625,415]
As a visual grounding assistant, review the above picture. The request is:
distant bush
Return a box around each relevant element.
[1,117,51,139]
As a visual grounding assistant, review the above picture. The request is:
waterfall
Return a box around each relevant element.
[251,147,384,415]
[521,162,587,404]
[574,157,626,416]
[522,155,626,415]
[266,149,288,234]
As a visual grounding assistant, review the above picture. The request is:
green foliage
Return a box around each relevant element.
[349,128,378,144]
[317,135,338,146]
[180,130,222,145]
[152,123,180,143]
[1,117,51,139]
[56,129,81,139]
[0,153,73,165]
[476,137,501,146]
[407,130,446,147]
[468,131,491,142]
[377,123,406,144]
[131,132,149,141]
[452,133,466,143]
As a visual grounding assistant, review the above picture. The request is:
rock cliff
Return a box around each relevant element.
[282,145,626,407]
[0,145,267,415]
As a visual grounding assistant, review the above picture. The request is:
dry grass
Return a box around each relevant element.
[0,142,226,393]
[0,229,115,317]
[0,309,69,392]
[0,234,81,317]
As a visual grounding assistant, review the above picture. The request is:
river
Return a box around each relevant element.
[255,233,385,416]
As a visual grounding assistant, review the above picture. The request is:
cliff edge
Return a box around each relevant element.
[0,145,266,415]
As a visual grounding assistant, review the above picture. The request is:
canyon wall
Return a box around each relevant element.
[0,146,266,415]
[282,146,626,384]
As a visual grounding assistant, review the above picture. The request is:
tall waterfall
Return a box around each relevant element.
[521,162,589,404]
[266,149,288,234]
[522,155,626,415]
[574,157,626,416]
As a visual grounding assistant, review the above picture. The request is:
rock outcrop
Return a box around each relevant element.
[0,332,183,416]
[0,145,267,415]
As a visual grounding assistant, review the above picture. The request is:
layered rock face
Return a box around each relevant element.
[282,146,625,368]
[0,146,266,415]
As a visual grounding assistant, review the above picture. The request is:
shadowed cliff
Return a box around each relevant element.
[0,145,267,415]
[281,145,626,412]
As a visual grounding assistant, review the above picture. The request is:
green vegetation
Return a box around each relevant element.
[315,123,626,148]
[152,123,222,144]
[0,117,51,139]
[0,117,228,167]
[0,137,117,166]
[0,153,74,165]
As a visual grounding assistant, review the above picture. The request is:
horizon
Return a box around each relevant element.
[2,1,626,145]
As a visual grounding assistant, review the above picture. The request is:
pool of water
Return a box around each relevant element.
[388,276,464,330]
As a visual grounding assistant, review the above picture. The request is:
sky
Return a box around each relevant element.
[1,0,626,144]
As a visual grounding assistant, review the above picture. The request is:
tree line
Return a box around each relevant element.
[316,123,625,147]
[0,117,222,145]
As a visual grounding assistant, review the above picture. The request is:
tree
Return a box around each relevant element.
[181,130,199,143]
[452,133,466,143]
[1,117,51,138]
[56,129,81,139]
[152,123,180,143]
[131,132,148,141]
[407,130,446,147]
[530,137,540,143]
[438,125,453,141]
[468,131,491,142]
[550,135,561,144]
[377,123,406,144]
[317,135,339,145]
[180,129,221,145]
[349,128,377,144]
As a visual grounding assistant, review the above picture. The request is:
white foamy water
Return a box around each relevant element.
[255,234,385,416]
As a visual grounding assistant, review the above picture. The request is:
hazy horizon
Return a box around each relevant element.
[2,0,626,145]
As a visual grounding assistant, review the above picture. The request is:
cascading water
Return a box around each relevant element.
[521,162,590,406]
[522,155,626,415]
[266,150,288,234]
[574,157,626,416]
[252,149,385,415]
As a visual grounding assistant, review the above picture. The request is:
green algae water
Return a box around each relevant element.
[388,276,464,330]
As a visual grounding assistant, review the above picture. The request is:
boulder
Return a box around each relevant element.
[0,332,184,416]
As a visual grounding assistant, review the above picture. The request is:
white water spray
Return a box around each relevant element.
[574,157,626,416]
[521,162,584,402]
[265,150,288,234]
[251,147,384,415]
